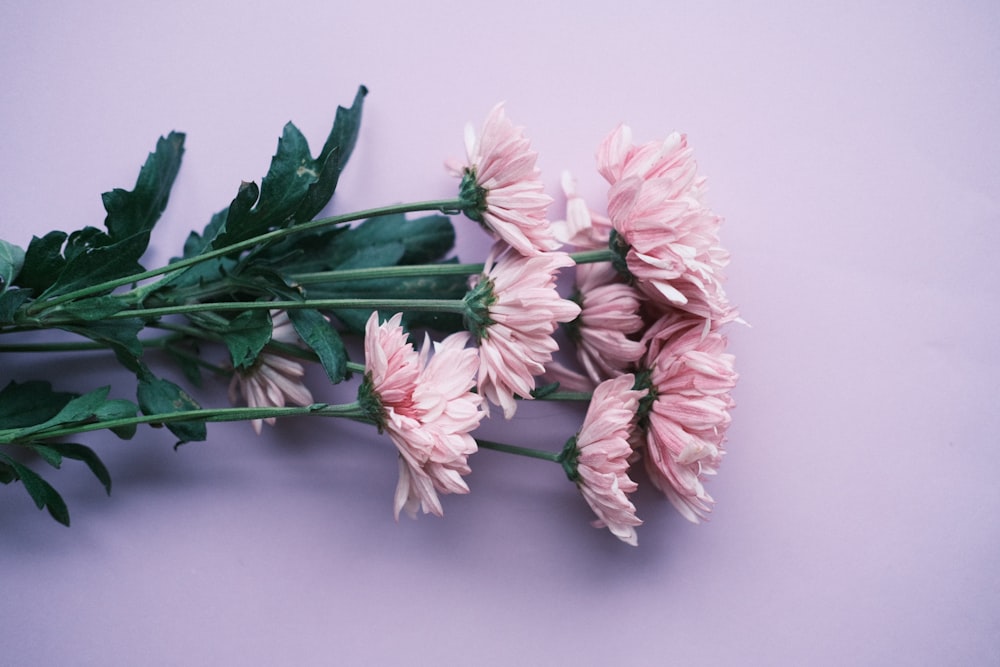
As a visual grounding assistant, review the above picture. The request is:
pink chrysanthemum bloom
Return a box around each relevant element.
[550,171,613,251]
[360,312,484,520]
[465,243,581,419]
[562,373,646,546]
[598,125,735,325]
[228,311,314,435]
[448,103,561,257]
[567,262,646,384]
[634,311,738,523]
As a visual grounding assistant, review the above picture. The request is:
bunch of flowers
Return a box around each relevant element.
[0,87,738,545]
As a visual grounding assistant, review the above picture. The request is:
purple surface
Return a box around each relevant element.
[2,2,998,665]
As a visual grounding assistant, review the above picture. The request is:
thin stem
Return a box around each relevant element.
[476,438,561,463]
[569,249,615,265]
[28,198,466,313]
[0,402,366,443]
[99,298,468,321]
[291,262,486,285]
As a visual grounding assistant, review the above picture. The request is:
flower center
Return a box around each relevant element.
[357,372,387,433]
[462,275,497,341]
[608,229,636,285]
[459,168,488,224]
[558,435,581,483]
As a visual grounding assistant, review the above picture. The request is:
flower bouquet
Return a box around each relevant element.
[0,86,737,545]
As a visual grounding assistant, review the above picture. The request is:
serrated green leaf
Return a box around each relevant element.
[0,454,70,525]
[252,122,318,222]
[48,442,112,494]
[222,308,272,370]
[293,85,367,221]
[14,231,67,293]
[56,295,127,320]
[0,239,26,293]
[103,131,185,244]
[95,398,139,439]
[288,308,347,383]
[39,232,147,299]
[0,288,32,324]
[0,380,75,430]
[26,443,63,468]
[58,318,144,372]
[63,226,111,264]
[12,386,111,438]
[137,371,206,444]
[206,180,260,251]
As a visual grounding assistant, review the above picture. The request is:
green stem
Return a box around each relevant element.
[476,438,561,463]
[291,262,486,285]
[0,402,366,444]
[570,249,615,265]
[99,298,468,321]
[28,198,466,314]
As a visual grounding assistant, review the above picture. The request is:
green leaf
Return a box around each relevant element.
[56,295,128,320]
[48,442,112,494]
[39,232,147,299]
[222,308,273,370]
[294,83,368,220]
[12,386,112,438]
[0,239,26,293]
[0,288,32,324]
[14,231,67,293]
[58,318,144,372]
[137,371,206,444]
[26,443,63,468]
[0,461,15,484]
[0,454,70,526]
[206,180,260,251]
[0,380,75,430]
[288,308,347,383]
[252,122,318,223]
[96,398,139,439]
[102,131,185,244]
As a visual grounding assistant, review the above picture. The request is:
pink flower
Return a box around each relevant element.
[361,312,484,519]
[228,311,314,435]
[550,171,613,250]
[466,243,581,418]
[567,374,646,546]
[569,262,646,384]
[598,125,735,325]
[636,311,737,523]
[449,103,560,256]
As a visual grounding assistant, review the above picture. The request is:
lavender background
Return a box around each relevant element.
[2,2,998,665]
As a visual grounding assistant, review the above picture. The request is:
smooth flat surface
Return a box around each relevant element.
[1,2,998,665]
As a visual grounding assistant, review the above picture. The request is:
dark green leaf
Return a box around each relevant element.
[288,308,347,383]
[58,318,144,372]
[57,295,127,320]
[0,239,25,293]
[0,454,70,525]
[12,386,112,438]
[63,226,111,263]
[48,442,112,494]
[137,371,206,444]
[293,85,367,221]
[206,180,260,251]
[0,461,15,484]
[0,288,32,324]
[96,398,139,439]
[102,131,185,244]
[26,443,63,468]
[14,231,67,293]
[39,232,147,299]
[0,380,74,430]
[252,122,318,223]
[222,308,272,370]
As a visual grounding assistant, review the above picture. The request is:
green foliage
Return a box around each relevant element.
[288,307,347,383]
[102,131,185,244]
[0,380,76,430]
[0,239,25,293]
[220,308,273,370]
[136,370,206,445]
[0,454,70,525]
